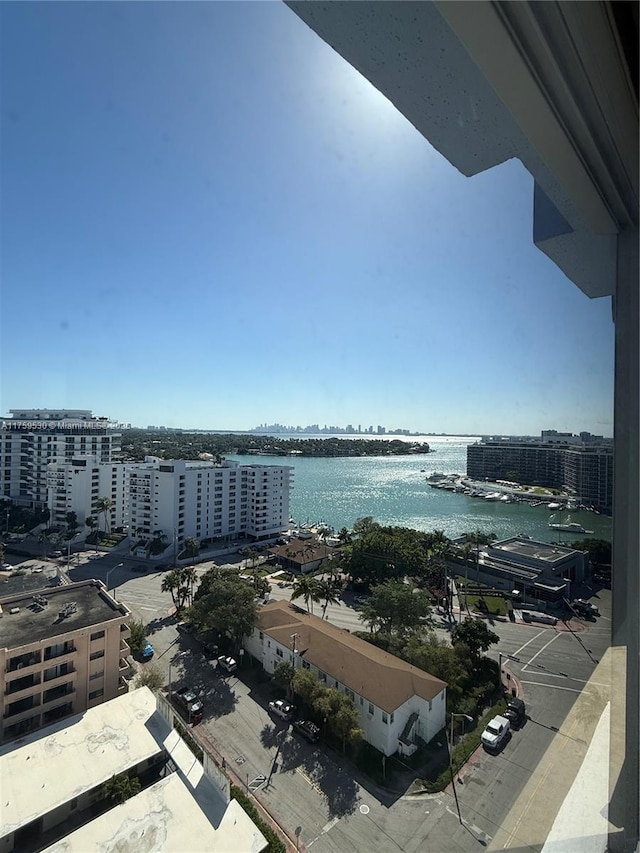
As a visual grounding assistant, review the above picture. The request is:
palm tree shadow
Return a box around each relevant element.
[260,722,285,751]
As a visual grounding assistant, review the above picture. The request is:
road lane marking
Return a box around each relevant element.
[512,629,547,657]
[520,680,593,694]
[521,632,561,673]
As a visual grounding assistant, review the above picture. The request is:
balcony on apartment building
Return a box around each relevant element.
[7,650,42,673]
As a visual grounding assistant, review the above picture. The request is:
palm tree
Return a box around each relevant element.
[161,570,182,613]
[184,537,200,567]
[290,574,321,614]
[39,530,53,559]
[337,527,352,546]
[102,773,141,805]
[180,566,198,608]
[95,497,113,534]
[317,577,341,620]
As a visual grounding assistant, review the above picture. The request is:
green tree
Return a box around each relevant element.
[189,573,258,651]
[312,686,362,752]
[95,497,113,534]
[0,541,5,565]
[161,570,183,613]
[352,516,377,537]
[290,573,321,614]
[291,668,322,706]
[316,576,342,620]
[403,633,469,701]
[102,773,141,804]
[184,537,200,566]
[337,527,352,546]
[128,619,147,656]
[360,581,432,637]
[65,511,78,531]
[136,664,164,692]
[451,618,500,663]
[39,530,53,558]
[570,538,611,566]
[272,661,295,698]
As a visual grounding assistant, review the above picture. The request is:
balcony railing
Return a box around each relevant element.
[7,652,42,673]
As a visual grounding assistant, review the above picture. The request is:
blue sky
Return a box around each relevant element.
[0,2,614,436]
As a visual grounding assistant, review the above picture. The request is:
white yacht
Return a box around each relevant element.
[548,522,593,534]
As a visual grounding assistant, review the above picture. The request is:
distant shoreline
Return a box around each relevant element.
[121,429,433,460]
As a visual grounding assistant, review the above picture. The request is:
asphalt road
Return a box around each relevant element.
[15,549,612,852]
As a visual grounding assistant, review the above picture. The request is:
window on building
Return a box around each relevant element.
[89,670,104,680]
[89,650,104,661]
[368,703,374,715]
[276,648,283,658]
[89,688,104,700]
[382,712,388,724]
[90,630,105,641]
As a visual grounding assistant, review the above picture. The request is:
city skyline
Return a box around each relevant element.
[1,2,614,435]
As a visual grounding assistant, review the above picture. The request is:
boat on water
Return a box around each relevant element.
[483,492,502,501]
[549,522,594,534]
[548,502,563,510]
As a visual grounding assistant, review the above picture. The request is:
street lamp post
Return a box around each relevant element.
[447,713,474,825]
[105,562,124,593]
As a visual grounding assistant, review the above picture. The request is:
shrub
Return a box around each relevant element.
[230,785,286,853]
[419,698,507,793]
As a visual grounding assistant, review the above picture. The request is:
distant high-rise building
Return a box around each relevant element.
[0,410,120,508]
[467,431,613,512]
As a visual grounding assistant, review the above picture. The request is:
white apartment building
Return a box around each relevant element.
[47,456,127,530]
[0,410,120,507]
[126,457,293,547]
[246,601,447,757]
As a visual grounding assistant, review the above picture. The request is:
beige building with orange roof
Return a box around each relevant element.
[244,601,446,757]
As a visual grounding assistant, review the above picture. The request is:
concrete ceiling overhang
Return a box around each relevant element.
[286,1,639,299]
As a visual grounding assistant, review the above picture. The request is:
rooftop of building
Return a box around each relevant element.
[488,537,581,564]
[258,601,447,713]
[0,580,129,650]
[7,409,97,419]
[0,687,266,852]
[268,539,337,564]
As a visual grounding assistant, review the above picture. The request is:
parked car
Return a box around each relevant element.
[173,687,203,724]
[572,598,600,617]
[481,715,510,751]
[141,642,154,661]
[292,719,320,743]
[504,697,526,728]
[521,610,557,625]
[217,655,237,674]
[268,699,295,721]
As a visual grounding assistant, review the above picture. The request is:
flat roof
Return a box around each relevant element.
[42,776,265,853]
[0,581,128,650]
[0,688,164,834]
[490,538,577,563]
[1,688,266,852]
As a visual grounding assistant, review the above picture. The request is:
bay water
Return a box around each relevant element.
[230,435,612,543]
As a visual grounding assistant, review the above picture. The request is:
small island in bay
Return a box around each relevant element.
[120,429,431,461]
